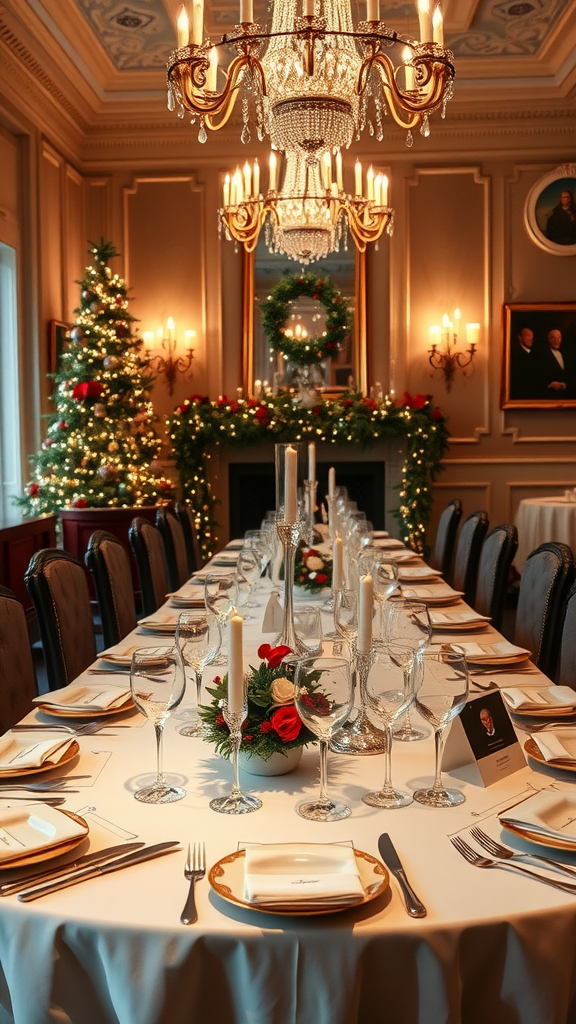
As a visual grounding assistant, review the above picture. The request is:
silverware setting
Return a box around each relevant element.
[378,833,426,918]
[469,826,576,880]
[180,842,206,925]
[11,723,124,737]
[88,669,131,676]
[0,841,145,897]
[450,834,576,893]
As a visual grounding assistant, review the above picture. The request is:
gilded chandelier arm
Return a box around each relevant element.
[357,50,454,130]
[169,51,265,131]
[344,202,393,251]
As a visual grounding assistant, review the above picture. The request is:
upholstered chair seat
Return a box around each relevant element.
[85,531,137,648]
[452,510,489,606]
[175,501,203,575]
[557,581,576,689]
[514,542,575,681]
[474,524,518,632]
[129,518,169,616]
[430,498,462,580]
[25,549,97,691]
[156,508,190,591]
[0,586,38,732]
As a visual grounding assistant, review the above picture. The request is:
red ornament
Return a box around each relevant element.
[59,420,68,431]
[72,497,88,508]
[255,406,269,425]
[72,381,105,400]
[432,407,444,420]
[29,483,39,497]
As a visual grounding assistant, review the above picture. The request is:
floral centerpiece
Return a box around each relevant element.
[294,546,332,593]
[200,644,317,761]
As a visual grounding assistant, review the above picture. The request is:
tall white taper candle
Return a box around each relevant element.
[228,612,244,713]
[308,442,316,482]
[285,446,298,524]
[357,574,373,654]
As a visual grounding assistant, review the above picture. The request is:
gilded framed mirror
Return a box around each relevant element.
[242,240,367,396]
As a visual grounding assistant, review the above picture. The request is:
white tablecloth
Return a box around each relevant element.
[514,497,576,572]
[2,569,576,1024]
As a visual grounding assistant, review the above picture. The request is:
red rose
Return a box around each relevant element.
[255,406,269,425]
[343,399,353,409]
[215,712,226,727]
[260,721,274,734]
[244,735,254,742]
[217,395,229,407]
[400,391,413,406]
[411,394,427,410]
[270,705,302,743]
[176,402,189,415]
[432,407,444,420]
[29,483,39,496]
[213,676,222,686]
[362,397,377,411]
[247,398,258,408]
[72,498,87,508]
[316,573,327,584]
[72,381,105,400]
[306,549,320,557]
[189,394,209,405]
[228,400,240,413]
[312,292,320,300]
[257,643,292,668]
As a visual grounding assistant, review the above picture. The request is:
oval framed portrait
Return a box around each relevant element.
[525,165,576,256]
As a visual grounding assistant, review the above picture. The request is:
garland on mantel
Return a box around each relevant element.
[167,391,449,560]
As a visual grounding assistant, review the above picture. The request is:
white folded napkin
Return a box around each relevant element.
[458,641,531,661]
[373,538,404,549]
[398,566,442,580]
[225,540,244,549]
[244,843,364,907]
[100,642,141,664]
[138,611,179,630]
[0,735,75,771]
[501,685,576,711]
[531,732,576,763]
[0,803,88,861]
[33,683,131,711]
[499,789,576,841]
[402,584,464,601]
[430,610,490,625]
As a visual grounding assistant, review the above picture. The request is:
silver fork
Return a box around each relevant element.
[11,723,116,737]
[470,826,576,880]
[180,842,206,925]
[450,835,576,894]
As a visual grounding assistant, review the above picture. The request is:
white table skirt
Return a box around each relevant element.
[514,497,576,573]
[1,572,576,1024]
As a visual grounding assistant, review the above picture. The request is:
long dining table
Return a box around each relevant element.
[2,541,576,1024]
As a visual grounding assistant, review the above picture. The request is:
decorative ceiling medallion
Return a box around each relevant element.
[112,7,155,30]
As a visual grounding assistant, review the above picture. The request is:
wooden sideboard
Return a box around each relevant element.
[0,513,57,630]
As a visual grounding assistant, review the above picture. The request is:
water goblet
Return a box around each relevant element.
[294,656,353,821]
[372,558,399,636]
[175,611,221,737]
[237,549,261,608]
[130,646,186,804]
[294,605,323,654]
[387,599,432,742]
[362,643,416,809]
[412,648,469,808]
[209,698,263,815]
[334,587,358,646]
[205,572,238,665]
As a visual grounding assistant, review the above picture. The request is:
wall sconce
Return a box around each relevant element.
[428,309,479,391]
[142,317,195,396]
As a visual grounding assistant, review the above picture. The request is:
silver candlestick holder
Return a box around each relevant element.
[209,700,262,814]
[330,648,387,754]
[303,480,322,547]
[326,494,338,544]
[274,514,308,654]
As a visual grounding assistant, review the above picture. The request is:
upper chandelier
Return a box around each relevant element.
[167,0,455,150]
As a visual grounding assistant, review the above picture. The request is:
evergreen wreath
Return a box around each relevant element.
[260,272,353,366]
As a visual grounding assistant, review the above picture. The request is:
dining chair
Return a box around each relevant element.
[24,549,97,692]
[129,517,169,616]
[514,541,575,681]
[175,501,204,575]
[156,508,190,591]
[0,586,38,731]
[452,510,489,606]
[557,580,576,689]
[474,524,518,632]
[85,531,137,648]
[429,498,462,580]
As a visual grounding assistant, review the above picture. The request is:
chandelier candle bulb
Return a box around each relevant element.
[328,465,336,497]
[176,5,189,47]
[381,174,389,207]
[374,174,382,207]
[354,160,362,197]
[223,173,230,207]
[466,323,480,347]
[336,151,343,190]
[240,0,254,22]
[323,151,332,189]
[333,537,343,591]
[243,161,252,198]
[432,3,444,46]
[191,0,203,45]
[253,159,260,197]
[206,46,218,91]
[269,151,278,191]
[418,0,433,42]
[228,613,244,714]
[358,574,373,655]
[367,166,375,201]
[367,0,379,21]
[308,441,316,482]
[403,47,416,91]
[285,445,298,524]
[304,0,315,15]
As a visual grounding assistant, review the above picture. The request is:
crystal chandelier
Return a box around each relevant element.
[167,1,455,150]
[219,150,394,263]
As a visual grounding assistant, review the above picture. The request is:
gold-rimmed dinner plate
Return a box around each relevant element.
[34,698,134,719]
[208,847,389,916]
[0,740,80,779]
[524,737,576,769]
[509,703,576,719]
[0,808,88,870]
[465,652,530,667]
[431,619,490,632]
[501,816,576,852]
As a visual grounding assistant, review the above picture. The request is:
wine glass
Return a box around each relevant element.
[294,605,323,654]
[413,648,469,808]
[175,611,221,737]
[204,572,238,665]
[334,587,358,646]
[237,549,261,608]
[363,642,416,809]
[130,646,186,804]
[387,599,432,742]
[372,558,399,636]
[294,656,353,821]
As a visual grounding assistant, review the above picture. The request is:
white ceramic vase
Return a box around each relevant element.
[239,746,303,776]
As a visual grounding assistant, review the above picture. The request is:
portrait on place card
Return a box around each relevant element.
[460,690,517,762]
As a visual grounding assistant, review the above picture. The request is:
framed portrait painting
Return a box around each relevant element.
[501,303,576,409]
[525,164,576,256]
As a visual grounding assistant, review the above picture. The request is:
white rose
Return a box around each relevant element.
[270,677,295,706]
[305,555,324,571]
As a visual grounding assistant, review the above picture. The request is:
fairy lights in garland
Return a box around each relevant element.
[168,390,449,559]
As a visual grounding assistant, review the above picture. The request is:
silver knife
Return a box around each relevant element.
[378,833,427,918]
[18,841,181,901]
[0,841,145,897]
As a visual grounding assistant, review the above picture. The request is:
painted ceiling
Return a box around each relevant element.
[75,0,570,71]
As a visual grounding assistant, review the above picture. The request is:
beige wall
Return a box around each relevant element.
[1,64,575,543]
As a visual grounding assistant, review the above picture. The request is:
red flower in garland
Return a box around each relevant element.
[29,483,39,497]
[228,400,240,413]
[260,721,274,734]
[215,712,226,727]
[59,420,68,431]
[342,399,353,410]
[411,394,427,410]
[316,573,327,585]
[270,706,302,742]
[312,405,322,416]
[217,395,229,407]
[362,397,377,412]
[258,643,292,669]
[247,398,259,408]
[255,406,270,426]
[432,407,444,421]
[72,381,104,400]
[72,497,88,508]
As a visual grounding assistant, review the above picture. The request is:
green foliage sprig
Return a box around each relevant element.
[260,272,353,366]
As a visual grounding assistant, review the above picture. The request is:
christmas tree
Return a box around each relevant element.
[18,240,173,515]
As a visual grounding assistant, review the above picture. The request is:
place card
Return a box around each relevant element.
[442,689,525,787]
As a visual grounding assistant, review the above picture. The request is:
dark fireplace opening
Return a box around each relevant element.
[229,460,386,538]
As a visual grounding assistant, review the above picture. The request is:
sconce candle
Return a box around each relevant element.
[354,160,362,197]
[253,158,260,197]
[466,323,480,347]
[328,465,336,497]
[240,0,253,22]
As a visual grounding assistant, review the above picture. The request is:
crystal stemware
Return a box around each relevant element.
[175,611,221,737]
[130,646,186,804]
[372,558,399,636]
[204,572,238,665]
[209,698,263,815]
[294,656,353,821]
[387,599,432,742]
[363,642,416,809]
[413,648,469,808]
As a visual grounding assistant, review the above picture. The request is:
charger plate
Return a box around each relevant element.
[209,847,388,916]
[524,737,576,770]
[501,819,576,852]
[0,739,79,779]
[0,808,88,870]
[34,699,134,719]
[508,701,576,719]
